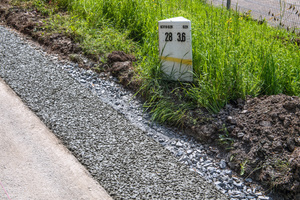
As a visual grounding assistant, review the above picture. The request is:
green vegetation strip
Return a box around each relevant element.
[15,0,300,125]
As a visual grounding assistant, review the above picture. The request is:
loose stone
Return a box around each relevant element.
[186,149,193,155]
[176,141,183,147]
[224,169,233,176]
[219,159,227,169]
[237,132,245,138]
[258,196,269,200]
[245,178,253,183]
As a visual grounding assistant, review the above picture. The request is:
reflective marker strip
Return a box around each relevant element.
[160,56,192,65]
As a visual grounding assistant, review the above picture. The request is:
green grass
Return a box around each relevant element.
[47,13,137,57]
[14,0,300,125]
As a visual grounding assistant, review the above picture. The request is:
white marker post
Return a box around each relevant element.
[158,17,193,82]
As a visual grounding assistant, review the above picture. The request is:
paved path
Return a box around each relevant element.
[210,0,300,29]
[0,78,112,200]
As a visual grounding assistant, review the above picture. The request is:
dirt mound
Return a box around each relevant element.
[107,51,136,77]
[107,51,136,63]
[225,95,300,198]
[106,51,140,90]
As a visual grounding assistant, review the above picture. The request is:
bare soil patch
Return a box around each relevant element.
[226,95,300,199]
[0,2,299,199]
[0,2,81,58]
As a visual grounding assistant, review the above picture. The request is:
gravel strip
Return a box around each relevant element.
[0,25,230,199]
[60,67,272,200]
[60,61,273,199]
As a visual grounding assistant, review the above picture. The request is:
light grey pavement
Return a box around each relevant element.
[210,0,300,29]
[0,78,112,200]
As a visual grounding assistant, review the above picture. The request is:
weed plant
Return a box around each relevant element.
[17,0,300,125]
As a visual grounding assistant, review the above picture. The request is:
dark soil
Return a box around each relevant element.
[1,1,299,199]
[0,1,81,59]
[226,95,300,199]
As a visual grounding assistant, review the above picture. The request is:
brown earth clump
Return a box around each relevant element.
[0,4,81,58]
[225,95,300,199]
[106,51,141,90]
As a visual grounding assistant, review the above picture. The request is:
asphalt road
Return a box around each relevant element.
[210,0,300,29]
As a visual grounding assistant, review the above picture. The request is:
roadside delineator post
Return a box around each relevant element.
[158,17,193,82]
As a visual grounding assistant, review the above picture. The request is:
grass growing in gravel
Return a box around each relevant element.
[14,0,300,125]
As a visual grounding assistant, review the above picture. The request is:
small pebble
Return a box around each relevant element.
[176,141,183,147]
[219,160,227,169]
[186,149,193,155]
[237,132,245,138]
[245,178,253,183]
[258,196,269,200]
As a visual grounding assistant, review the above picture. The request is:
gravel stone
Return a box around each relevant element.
[245,178,253,183]
[255,192,263,196]
[186,149,193,155]
[220,159,227,169]
[233,181,244,189]
[176,150,184,157]
[224,169,233,176]
[237,132,245,138]
[207,167,216,173]
[258,196,270,200]
[176,141,183,147]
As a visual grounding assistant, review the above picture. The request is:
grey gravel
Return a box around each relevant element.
[0,24,273,200]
